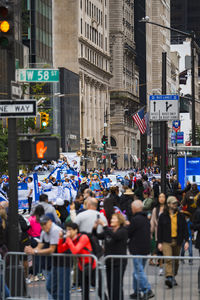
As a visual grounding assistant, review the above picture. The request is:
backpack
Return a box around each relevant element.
[78,232,104,259]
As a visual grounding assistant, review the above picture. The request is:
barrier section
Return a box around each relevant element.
[5,252,99,300]
[0,257,5,300]
[101,255,200,300]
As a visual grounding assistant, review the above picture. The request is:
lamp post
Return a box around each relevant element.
[140,17,196,146]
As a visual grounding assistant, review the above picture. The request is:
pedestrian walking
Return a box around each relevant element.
[157,196,189,288]
[128,200,154,299]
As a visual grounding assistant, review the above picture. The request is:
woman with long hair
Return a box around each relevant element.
[93,213,128,300]
[150,193,166,274]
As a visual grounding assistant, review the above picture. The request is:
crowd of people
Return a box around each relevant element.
[0,167,200,299]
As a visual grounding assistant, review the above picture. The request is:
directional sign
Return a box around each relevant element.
[16,69,59,82]
[11,81,23,99]
[149,95,179,121]
[0,100,37,118]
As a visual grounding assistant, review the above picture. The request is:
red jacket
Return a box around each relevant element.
[57,234,96,270]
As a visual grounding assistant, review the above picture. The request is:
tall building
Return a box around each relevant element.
[171,0,200,46]
[22,0,53,66]
[109,0,140,169]
[146,0,171,164]
[53,0,111,168]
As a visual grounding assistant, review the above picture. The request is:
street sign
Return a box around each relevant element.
[171,131,184,144]
[149,95,179,121]
[11,81,23,99]
[177,132,184,144]
[0,100,37,118]
[172,120,180,132]
[16,69,59,82]
[171,132,176,144]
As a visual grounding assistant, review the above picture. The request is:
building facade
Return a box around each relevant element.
[145,0,172,164]
[22,0,53,66]
[109,0,140,169]
[53,0,111,168]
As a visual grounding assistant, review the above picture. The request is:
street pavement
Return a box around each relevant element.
[26,248,200,300]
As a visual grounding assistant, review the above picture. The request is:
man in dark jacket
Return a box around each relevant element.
[182,183,199,217]
[128,200,154,299]
[158,196,189,288]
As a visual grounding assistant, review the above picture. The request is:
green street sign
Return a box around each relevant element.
[17,69,59,82]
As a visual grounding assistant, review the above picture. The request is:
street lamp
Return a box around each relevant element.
[139,16,196,145]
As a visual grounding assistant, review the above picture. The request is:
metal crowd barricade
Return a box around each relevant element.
[4,252,99,300]
[0,256,5,300]
[101,255,200,300]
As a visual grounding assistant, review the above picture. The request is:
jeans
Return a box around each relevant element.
[43,269,54,300]
[133,258,151,294]
[46,267,70,300]
[181,239,193,257]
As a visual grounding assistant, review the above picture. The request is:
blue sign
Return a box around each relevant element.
[177,132,184,144]
[172,120,180,132]
[178,157,200,189]
[171,132,184,144]
[149,95,179,101]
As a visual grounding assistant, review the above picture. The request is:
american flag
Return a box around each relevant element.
[132,108,147,134]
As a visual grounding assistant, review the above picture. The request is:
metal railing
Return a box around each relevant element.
[1,252,200,300]
[101,255,200,300]
[4,252,99,300]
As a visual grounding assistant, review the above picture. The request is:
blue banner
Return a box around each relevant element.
[33,173,40,202]
[18,182,28,209]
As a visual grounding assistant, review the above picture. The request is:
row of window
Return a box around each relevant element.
[80,44,109,71]
[80,0,107,29]
[81,20,108,51]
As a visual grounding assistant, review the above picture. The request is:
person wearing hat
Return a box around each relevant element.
[54,198,69,225]
[78,177,89,194]
[157,196,189,288]
[25,215,70,300]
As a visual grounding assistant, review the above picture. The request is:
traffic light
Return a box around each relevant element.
[19,137,60,162]
[102,135,108,145]
[40,112,49,128]
[85,138,91,149]
[0,4,14,49]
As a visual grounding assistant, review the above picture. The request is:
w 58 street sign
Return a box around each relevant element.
[16,69,59,82]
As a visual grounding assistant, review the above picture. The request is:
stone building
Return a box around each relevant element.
[109,0,140,169]
[145,0,172,164]
[53,0,112,168]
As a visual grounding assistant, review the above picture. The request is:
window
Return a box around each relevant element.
[105,37,107,51]
[81,44,83,57]
[80,0,82,9]
[81,18,83,34]
[87,24,89,38]
[89,2,91,16]
[105,15,107,29]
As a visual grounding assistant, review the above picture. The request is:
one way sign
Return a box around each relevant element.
[149,95,179,121]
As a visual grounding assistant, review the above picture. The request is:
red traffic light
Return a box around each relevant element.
[0,6,8,18]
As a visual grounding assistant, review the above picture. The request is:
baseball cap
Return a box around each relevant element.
[167,196,178,205]
[39,215,51,225]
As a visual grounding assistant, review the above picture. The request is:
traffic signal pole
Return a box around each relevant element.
[160,52,167,194]
[4,1,19,252]
[85,138,88,174]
